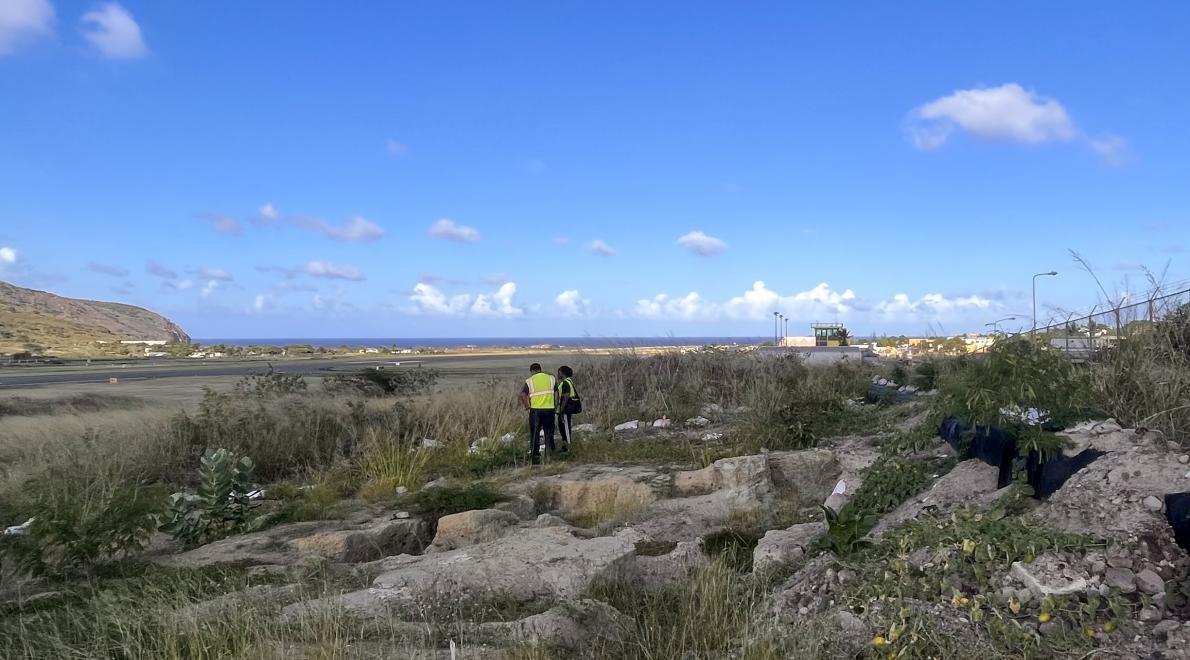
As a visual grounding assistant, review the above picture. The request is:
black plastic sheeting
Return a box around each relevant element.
[1167,492,1190,552]
[938,416,1104,497]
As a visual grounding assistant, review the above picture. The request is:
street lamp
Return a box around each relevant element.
[772,312,779,346]
[1032,271,1058,336]
[984,316,1017,334]
[783,316,789,344]
[777,313,785,346]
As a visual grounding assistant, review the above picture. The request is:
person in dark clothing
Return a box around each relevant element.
[555,365,581,451]
[519,363,556,465]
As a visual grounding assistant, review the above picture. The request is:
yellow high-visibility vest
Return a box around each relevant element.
[526,372,556,409]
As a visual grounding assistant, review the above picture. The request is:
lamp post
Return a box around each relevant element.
[773,312,779,346]
[984,316,1017,334]
[1032,271,1058,336]
[777,313,785,346]
[784,317,789,344]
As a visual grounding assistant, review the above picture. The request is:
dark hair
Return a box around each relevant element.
[529,363,542,372]
[558,365,573,377]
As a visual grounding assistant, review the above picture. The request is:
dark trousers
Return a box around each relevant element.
[528,408,556,456]
[557,412,572,446]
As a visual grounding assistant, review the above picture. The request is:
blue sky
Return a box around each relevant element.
[1,2,1188,338]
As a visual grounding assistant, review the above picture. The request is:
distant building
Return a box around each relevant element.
[780,336,816,347]
[811,323,847,347]
[122,340,168,346]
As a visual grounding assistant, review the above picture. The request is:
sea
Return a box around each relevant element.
[194,337,766,349]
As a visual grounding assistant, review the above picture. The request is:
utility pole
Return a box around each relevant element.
[772,311,779,346]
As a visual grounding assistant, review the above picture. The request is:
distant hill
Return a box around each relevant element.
[0,281,190,356]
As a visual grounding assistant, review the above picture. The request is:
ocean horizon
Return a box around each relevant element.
[194,337,768,349]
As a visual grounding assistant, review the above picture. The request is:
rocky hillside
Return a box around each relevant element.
[0,280,189,355]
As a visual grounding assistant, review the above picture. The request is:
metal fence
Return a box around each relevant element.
[1024,286,1190,362]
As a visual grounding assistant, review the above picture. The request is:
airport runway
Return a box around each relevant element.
[0,353,577,389]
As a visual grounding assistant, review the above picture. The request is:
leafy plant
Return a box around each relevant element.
[402,483,505,523]
[233,367,307,398]
[2,465,161,575]
[162,449,261,548]
[820,504,875,556]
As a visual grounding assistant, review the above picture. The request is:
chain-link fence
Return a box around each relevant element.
[1026,286,1190,362]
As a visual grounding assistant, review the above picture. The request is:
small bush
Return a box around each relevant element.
[403,483,505,523]
[324,368,439,397]
[2,463,161,575]
[161,449,261,548]
[232,368,307,398]
[358,431,432,499]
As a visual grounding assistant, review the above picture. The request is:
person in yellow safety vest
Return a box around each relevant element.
[518,363,556,465]
[555,365,581,453]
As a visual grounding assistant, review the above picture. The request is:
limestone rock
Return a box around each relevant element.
[1104,567,1137,593]
[573,423,597,434]
[614,540,707,589]
[652,418,672,428]
[431,509,521,551]
[614,420,639,432]
[1011,557,1088,597]
[766,449,841,505]
[289,519,429,563]
[280,527,646,620]
[478,599,630,652]
[870,460,1003,538]
[494,494,538,521]
[1135,568,1166,595]
[685,416,711,428]
[753,522,826,573]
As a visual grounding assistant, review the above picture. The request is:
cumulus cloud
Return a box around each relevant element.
[874,292,995,317]
[87,262,128,277]
[199,280,221,298]
[407,282,523,317]
[590,239,615,256]
[635,281,856,322]
[0,0,54,55]
[291,215,384,242]
[259,203,279,221]
[428,218,480,243]
[252,294,272,313]
[80,2,147,59]
[304,260,364,281]
[197,266,233,281]
[145,261,178,279]
[201,213,243,236]
[908,83,1076,149]
[677,230,727,256]
[0,246,18,265]
[555,290,592,318]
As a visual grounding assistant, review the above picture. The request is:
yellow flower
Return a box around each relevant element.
[1038,613,1052,623]
[959,597,970,606]
[1103,621,1116,633]
[961,538,976,553]
[1085,628,1096,638]
[872,636,887,647]
[1008,599,1021,615]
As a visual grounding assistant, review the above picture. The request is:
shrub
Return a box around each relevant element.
[161,449,261,548]
[358,431,432,499]
[325,368,439,397]
[2,462,161,575]
[403,483,505,523]
[232,368,307,398]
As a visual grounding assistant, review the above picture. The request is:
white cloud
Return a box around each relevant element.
[304,260,364,281]
[0,246,18,265]
[555,289,592,318]
[590,239,615,256]
[252,294,271,313]
[291,215,384,242]
[259,203,279,221]
[908,83,1076,149]
[407,281,523,318]
[875,292,995,317]
[1088,135,1131,166]
[197,266,233,281]
[428,218,480,243]
[484,273,511,286]
[634,281,856,322]
[385,139,407,156]
[0,0,54,55]
[199,280,220,298]
[80,3,147,59]
[677,230,727,256]
[201,213,243,236]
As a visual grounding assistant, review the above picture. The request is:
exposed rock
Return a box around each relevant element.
[159,517,430,569]
[701,403,724,416]
[870,460,1004,538]
[821,436,881,511]
[1143,495,1164,512]
[533,513,571,528]
[1135,568,1166,595]
[431,509,521,551]
[685,416,711,428]
[280,527,646,621]
[493,494,537,521]
[573,424,597,434]
[1104,567,1137,593]
[614,540,707,589]
[477,599,630,652]
[1139,605,1163,622]
[672,454,772,503]
[421,438,444,449]
[289,519,429,563]
[652,418,672,428]
[753,522,826,573]
[701,432,724,442]
[767,449,841,505]
[175,584,304,625]
[614,420,640,432]
[1010,557,1088,597]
